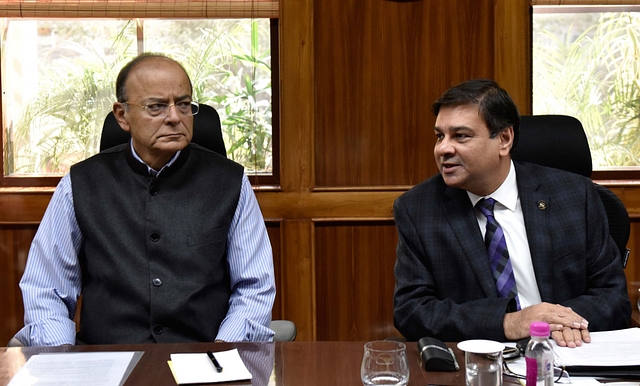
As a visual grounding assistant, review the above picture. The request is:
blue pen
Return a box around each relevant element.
[207,350,223,373]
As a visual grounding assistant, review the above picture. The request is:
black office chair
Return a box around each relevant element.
[99,103,227,156]
[512,115,630,268]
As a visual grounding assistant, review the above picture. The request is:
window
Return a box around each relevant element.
[533,5,640,173]
[0,0,279,186]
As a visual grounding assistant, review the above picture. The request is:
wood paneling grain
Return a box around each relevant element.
[280,220,316,341]
[315,222,400,341]
[610,186,640,219]
[0,226,36,345]
[267,224,283,320]
[256,190,401,220]
[495,0,532,114]
[0,191,53,224]
[279,0,314,192]
[314,0,495,187]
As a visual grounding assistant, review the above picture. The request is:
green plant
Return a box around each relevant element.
[9,20,136,174]
[534,12,640,168]
[148,19,272,172]
[6,18,272,175]
[217,20,272,172]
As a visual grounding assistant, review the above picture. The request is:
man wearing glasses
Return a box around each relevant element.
[12,53,275,346]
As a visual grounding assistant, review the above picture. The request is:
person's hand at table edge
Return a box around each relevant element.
[503,302,589,347]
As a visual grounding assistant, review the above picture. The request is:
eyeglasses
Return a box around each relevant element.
[124,101,199,118]
[503,361,571,384]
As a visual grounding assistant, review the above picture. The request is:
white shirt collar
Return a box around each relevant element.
[129,140,181,177]
[467,160,518,211]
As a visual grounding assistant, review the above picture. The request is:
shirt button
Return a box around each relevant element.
[152,278,162,287]
[149,186,159,196]
[153,324,163,335]
[150,233,160,242]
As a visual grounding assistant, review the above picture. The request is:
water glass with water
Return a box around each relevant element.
[457,340,505,386]
[361,340,410,386]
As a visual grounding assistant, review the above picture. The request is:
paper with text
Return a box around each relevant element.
[169,349,252,384]
[8,351,139,386]
[552,327,640,367]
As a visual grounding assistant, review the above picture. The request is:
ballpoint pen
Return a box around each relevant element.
[207,350,223,373]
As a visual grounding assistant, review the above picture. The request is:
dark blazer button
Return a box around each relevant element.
[149,186,159,196]
[152,278,162,287]
[153,324,163,335]
[150,233,160,242]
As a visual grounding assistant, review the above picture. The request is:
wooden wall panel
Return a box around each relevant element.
[0,225,36,345]
[314,0,496,187]
[267,223,283,320]
[315,222,400,341]
[495,0,532,114]
[2,0,639,347]
[279,0,314,192]
[280,220,316,341]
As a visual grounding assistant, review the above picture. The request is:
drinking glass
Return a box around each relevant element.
[361,340,410,386]
[457,340,505,386]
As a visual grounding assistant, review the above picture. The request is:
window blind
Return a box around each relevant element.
[0,0,278,18]
[532,0,640,5]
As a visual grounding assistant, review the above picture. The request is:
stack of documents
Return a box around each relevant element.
[551,327,640,377]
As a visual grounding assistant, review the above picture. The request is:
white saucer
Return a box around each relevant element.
[457,339,505,354]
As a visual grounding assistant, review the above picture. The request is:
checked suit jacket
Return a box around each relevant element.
[393,161,631,342]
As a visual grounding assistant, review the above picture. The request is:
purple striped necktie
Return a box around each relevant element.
[476,197,520,309]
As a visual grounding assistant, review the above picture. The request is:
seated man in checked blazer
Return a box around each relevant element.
[393,79,630,347]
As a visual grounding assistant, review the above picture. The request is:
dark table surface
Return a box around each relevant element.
[0,340,468,386]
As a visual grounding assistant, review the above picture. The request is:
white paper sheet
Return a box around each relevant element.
[169,349,252,384]
[552,327,640,367]
[8,351,138,386]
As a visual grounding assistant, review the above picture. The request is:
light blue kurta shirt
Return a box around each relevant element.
[14,144,275,346]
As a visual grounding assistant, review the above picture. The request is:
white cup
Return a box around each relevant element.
[361,340,410,386]
[457,340,505,386]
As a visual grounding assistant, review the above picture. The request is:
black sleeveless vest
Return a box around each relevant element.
[70,143,243,344]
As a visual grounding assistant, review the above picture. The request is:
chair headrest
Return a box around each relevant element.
[512,115,592,178]
[99,103,227,157]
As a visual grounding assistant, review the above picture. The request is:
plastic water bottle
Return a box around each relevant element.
[525,322,554,386]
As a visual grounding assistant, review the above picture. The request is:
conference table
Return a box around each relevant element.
[0,340,468,386]
[631,309,640,328]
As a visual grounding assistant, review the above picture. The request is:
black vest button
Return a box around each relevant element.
[152,277,162,286]
[149,186,159,196]
[153,324,163,335]
[150,233,160,242]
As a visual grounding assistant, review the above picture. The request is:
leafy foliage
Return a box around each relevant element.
[534,12,640,168]
[146,19,272,172]
[5,18,272,175]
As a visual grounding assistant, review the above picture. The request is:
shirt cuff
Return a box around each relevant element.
[216,317,274,342]
[13,317,77,346]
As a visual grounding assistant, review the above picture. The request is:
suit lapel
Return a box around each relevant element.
[443,186,498,298]
[515,163,555,301]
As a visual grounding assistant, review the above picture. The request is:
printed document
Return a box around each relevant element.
[552,327,640,367]
[8,351,142,386]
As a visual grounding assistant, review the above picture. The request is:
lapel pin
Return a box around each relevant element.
[537,200,547,210]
